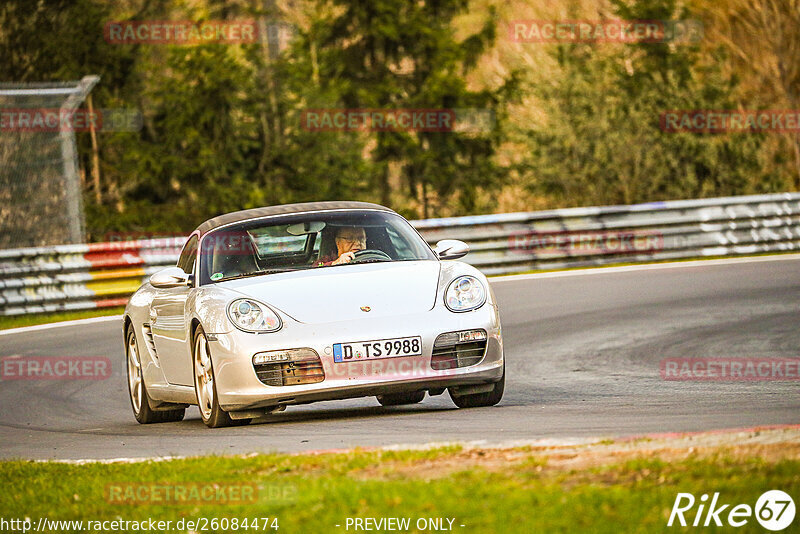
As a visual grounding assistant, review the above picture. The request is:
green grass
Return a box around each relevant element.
[0,446,796,533]
[0,307,124,331]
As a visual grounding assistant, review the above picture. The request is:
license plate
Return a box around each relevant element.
[333,336,422,362]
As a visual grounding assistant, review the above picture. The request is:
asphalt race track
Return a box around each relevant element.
[1,256,798,460]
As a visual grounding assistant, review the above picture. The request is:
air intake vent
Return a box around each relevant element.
[141,324,158,359]
[253,348,325,387]
[431,329,487,370]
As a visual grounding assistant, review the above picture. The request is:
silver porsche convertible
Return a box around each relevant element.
[123,201,504,428]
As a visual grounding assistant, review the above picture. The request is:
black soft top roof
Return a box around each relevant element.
[194,201,396,235]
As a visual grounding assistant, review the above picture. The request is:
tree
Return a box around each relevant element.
[285,0,517,217]
[694,0,800,187]
[521,0,772,207]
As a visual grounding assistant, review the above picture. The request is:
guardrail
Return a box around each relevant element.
[2,192,799,316]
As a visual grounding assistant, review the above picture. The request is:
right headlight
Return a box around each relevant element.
[227,298,282,333]
[444,275,487,312]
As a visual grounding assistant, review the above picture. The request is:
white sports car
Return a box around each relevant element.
[123,201,504,428]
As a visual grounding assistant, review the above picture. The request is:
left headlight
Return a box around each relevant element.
[444,275,487,312]
[227,298,282,333]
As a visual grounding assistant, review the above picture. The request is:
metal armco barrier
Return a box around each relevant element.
[2,192,799,316]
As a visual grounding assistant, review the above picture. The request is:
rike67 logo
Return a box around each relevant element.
[668,490,795,530]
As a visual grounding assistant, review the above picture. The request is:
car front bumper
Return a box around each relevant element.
[209,302,503,412]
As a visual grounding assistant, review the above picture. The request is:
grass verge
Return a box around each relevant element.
[1,433,797,533]
[0,307,124,331]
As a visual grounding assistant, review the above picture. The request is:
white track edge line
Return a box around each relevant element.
[32,425,800,464]
[0,314,122,336]
[489,253,800,283]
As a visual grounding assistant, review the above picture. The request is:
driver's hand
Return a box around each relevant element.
[332,251,356,265]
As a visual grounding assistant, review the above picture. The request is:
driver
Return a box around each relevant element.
[316,226,367,266]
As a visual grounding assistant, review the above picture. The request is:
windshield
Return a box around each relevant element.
[198,210,436,285]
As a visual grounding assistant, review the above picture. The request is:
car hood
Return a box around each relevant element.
[222,261,441,324]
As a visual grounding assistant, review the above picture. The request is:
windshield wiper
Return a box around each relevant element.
[217,268,297,282]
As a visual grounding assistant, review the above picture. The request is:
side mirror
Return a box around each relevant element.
[434,239,469,260]
[150,267,191,289]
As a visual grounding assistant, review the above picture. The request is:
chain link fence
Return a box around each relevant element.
[0,76,99,249]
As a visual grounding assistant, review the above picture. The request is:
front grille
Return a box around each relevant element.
[431,330,487,370]
[253,349,325,386]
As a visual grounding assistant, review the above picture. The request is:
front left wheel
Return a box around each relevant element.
[449,364,505,408]
[193,326,250,428]
[126,326,185,424]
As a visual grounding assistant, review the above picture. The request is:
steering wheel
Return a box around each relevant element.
[351,249,392,262]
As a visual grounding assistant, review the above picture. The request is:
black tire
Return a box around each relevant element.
[159,409,186,423]
[376,390,426,406]
[449,366,505,408]
[193,326,250,428]
[126,326,185,424]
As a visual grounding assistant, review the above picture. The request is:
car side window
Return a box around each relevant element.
[177,235,199,276]
[386,226,412,258]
